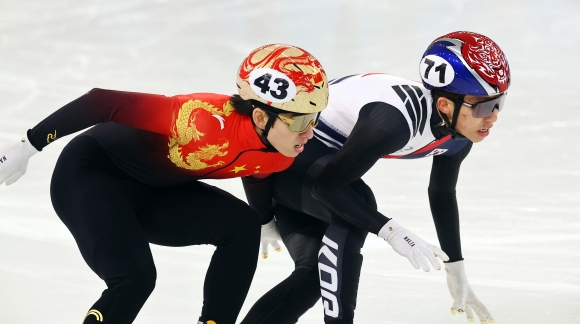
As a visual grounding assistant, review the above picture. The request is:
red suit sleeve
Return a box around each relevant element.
[27,88,179,150]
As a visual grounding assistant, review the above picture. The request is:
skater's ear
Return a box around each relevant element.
[436,97,453,115]
[252,108,270,131]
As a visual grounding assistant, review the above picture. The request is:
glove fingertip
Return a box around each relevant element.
[260,244,268,256]
[467,317,475,322]
[435,249,450,261]
[407,257,421,269]
[261,253,268,259]
[275,247,282,252]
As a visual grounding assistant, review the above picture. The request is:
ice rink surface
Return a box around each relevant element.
[0,0,579,323]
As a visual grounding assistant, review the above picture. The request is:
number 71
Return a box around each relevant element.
[423,58,447,84]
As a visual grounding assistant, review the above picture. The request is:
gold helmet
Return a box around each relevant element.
[237,44,328,114]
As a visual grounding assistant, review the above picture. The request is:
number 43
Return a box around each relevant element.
[253,73,289,100]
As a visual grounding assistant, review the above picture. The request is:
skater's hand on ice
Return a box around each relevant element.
[446,260,494,323]
[378,219,449,271]
[260,218,282,259]
[0,135,38,186]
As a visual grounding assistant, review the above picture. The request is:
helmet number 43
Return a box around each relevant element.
[420,55,455,87]
[254,73,289,99]
[249,68,297,103]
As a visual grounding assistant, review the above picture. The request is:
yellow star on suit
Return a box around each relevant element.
[230,165,247,173]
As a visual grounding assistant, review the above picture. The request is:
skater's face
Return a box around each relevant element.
[252,109,315,157]
[437,94,501,143]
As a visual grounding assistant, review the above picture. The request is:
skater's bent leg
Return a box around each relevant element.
[83,231,156,324]
[201,222,260,324]
[137,181,262,324]
[241,205,328,324]
[319,217,368,324]
[318,178,373,324]
[50,136,156,324]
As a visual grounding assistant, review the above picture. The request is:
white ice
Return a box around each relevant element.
[0,0,579,323]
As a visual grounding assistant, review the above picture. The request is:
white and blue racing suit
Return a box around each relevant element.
[241,73,472,324]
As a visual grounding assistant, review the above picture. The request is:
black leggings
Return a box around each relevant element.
[50,135,261,324]
[241,139,375,324]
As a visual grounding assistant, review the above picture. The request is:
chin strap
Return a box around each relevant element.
[251,100,278,153]
[255,106,279,153]
[433,95,467,140]
[449,99,468,140]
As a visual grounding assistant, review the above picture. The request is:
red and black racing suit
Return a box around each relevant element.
[27,89,293,324]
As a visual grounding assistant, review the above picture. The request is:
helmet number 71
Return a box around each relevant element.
[423,58,447,84]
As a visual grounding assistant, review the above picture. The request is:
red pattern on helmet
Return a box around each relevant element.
[442,31,510,93]
[238,45,325,94]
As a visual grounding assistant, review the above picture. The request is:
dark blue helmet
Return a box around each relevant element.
[420,31,510,96]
